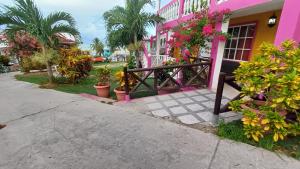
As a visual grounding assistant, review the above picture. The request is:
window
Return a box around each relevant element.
[223,23,256,61]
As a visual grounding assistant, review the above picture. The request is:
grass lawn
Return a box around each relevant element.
[218,120,300,160]
[15,62,156,100]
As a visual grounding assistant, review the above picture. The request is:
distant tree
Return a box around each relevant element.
[0,0,80,83]
[103,0,163,61]
[90,38,104,56]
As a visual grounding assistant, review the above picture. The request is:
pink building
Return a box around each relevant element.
[144,0,300,89]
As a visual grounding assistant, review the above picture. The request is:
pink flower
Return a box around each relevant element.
[184,49,191,57]
[202,24,213,36]
[183,56,189,62]
[175,58,180,63]
[218,35,226,41]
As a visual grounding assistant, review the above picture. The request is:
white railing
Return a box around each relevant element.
[159,0,210,23]
[217,0,228,4]
[159,0,180,23]
[183,0,209,16]
[151,55,175,67]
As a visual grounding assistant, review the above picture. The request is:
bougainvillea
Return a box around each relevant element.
[167,8,231,63]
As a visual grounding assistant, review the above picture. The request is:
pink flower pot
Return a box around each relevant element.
[94,85,110,98]
[114,88,126,101]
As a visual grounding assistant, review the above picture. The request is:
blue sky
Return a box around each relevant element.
[1,0,169,50]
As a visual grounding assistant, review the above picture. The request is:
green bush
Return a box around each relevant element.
[21,57,46,73]
[127,55,136,69]
[231,40,300,142]
[57,55,92,84]
[0,55,10,66]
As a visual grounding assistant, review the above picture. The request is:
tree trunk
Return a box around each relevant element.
[46,61,54,84]
[42,46,54,84]
[134,33,141,68]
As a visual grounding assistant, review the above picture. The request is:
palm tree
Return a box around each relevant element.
[90,38,104,56]
[103,0,163,61]
[0,0,79,83]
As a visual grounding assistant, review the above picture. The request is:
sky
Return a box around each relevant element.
[0,0,170,50]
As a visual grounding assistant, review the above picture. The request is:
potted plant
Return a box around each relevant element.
[230,40,300,142]
[113,71,126,101]
[114,69,137,101]
[94,66,111,98]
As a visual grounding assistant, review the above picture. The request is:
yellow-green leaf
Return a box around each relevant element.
[273,133,279,142]
[261,119,270,125]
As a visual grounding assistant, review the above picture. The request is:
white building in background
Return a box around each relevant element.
[110,48,129,62]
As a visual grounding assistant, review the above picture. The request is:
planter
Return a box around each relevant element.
[158,86,180,95]
[94,85,110,98]
[114,88,126,101]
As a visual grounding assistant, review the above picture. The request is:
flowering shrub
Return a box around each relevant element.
[230,40,300,142]
[114,71,137,91]
[168,8,230,62]
[58,47,92,83]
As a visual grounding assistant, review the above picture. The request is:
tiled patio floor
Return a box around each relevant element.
[116,87,242,125]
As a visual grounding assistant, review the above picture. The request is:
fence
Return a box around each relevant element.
[213,72,242,115]
[123,58,212,98]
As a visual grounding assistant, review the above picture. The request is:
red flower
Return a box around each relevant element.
[218,35,227,42]
[175,58,180,63]
[202,24,213,36]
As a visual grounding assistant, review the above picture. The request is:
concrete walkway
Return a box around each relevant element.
[116,88,241,125]
[0,72,299,169]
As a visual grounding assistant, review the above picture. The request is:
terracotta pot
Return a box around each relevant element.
[94,85,110,98]
[158,86,180,95]
[114,88,126,101]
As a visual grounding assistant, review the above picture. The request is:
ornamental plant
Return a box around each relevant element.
[58,47,92,84]
[230,40,300,142]
[168,7,230,62]
[96,66,111,86]
[114,70,137,91]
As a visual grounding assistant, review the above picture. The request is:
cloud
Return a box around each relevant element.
[0,0,159,50]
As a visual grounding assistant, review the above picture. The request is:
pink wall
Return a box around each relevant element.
[208,23,222,88]
[275,0,300,45]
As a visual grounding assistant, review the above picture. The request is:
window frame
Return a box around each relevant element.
[223,23,257,62]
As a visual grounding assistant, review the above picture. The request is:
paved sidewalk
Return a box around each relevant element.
[0,72,299,169]
[116,87,241,125]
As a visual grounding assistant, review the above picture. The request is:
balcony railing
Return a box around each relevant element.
[159,0,210,23]
[159,0,180,22]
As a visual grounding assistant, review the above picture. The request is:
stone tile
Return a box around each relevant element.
[157,95,172,101]
[192,95,209,102]
[177,115,200,125]
[151,109,170,117]
[169,106,188,115]
[202,101,215,109]
[177,98,194,104]
[186,104,205,112]
[170,92,185,98]
[205,93,216,100]
[147,102,163,110]
[163,100,179,107]
[197,89,211,94]
[219,111,240,118]
[143,97,157,103]
[183,91,199,97]
[220,115,242,123]
[197,111,214,122]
